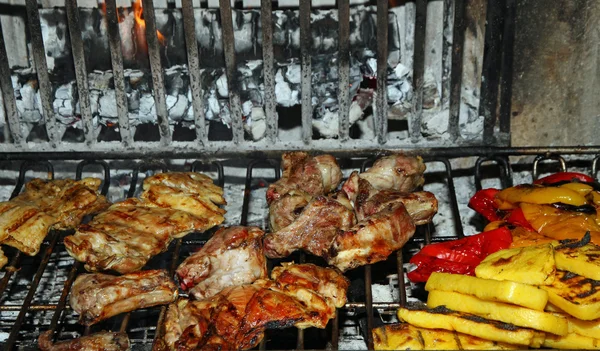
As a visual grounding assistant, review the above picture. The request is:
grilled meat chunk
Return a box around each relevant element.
[176,226,267,300]
[266,152,342,205]
[38,331,130,351]
[162,264,348,350]
[268,190,312,232]
[264,192,356,258]
[354,177,438,223]
[342,154,426,203]
[0,178,109,256]
[70,269,178,325]
[65,172,225,273]
[327,203,417,272]
[0,247,6,269]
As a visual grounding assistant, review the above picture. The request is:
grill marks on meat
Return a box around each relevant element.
[65,172,225,273]
[176,226,267,300]
[327,203,417,272]
[38,331,130,351]
[70,269,178,326]
[264,193,356,258]
[162,263,349,351]
[0,178,109,256]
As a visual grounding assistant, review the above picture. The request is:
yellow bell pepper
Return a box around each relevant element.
[559,182,594,196]
[495,185,588,210]
[483,220,506,232]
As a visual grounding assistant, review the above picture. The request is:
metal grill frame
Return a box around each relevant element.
[1,146,600,350]
[0,0,515,153]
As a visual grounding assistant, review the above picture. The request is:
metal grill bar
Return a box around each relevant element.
[410,0,426,143]
[441,0,454,108]
[448,0,466,142]
[219,0,244,144]
[499,0,516,139]
[480,0,504,144]
[25,0,59,145]
[300,0,312,143]
[104,0,132,146]
[375,0,388,144]
[0,22,23,144]
[261,0,277,143]
[182,0,207,144]
[337,0,350,141]
[142,0,171,145]
[65,0,94,145]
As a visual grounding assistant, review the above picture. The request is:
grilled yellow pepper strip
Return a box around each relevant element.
[559,182,594,196]
[495,185,588,210]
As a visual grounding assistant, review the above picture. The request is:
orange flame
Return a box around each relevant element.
[132,0,167,46]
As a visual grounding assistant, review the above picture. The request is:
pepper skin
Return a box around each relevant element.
[533,172,595,185]
[495,185,587,210]
[468,188,501,222]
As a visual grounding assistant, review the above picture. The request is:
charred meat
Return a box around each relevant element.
[176,226,267,300]
[70,269,178,325]
[38,331,130,351]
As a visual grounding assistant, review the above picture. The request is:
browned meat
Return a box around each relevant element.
[342,154,426,203]
[70,269,178,326]
[354,177,438,224]
[0,247,6,269]
[65,172,225,273]
[38,330,130,351]
[162,264,348,351]
[268,190,312,232]
[264,192,356,258]
[176,226,267,300]
[326,203,417,272]
[0,178,109,256]
[266,152,342,205]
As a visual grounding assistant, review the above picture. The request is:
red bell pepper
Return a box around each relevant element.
[503,207,535,231]
[407,227,512,283]
[468,188,501,222]
[533,172,595,185]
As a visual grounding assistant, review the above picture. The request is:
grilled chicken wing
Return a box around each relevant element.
[268,190,312,232]
[327,203,417,271]
[176,226,267,300]
[342,154,426,203]
[162,264,348,351]
[266,152,342,205]
[38,331,130,351]
[354,177,438,224]
[0,178,109,256]
[264,192,356,258]
[65,172,225,273]
[70,269,178,325]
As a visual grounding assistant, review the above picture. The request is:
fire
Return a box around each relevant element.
[102,0,166,47]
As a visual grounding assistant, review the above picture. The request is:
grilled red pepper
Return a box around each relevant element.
[407,227,512,283]
[468,188,501,222]
[503,207,534,231]
[533,172,595,185]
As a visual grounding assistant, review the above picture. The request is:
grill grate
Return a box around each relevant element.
[0,147,599,350]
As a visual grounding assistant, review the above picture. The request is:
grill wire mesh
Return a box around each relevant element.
[0,148,599,350]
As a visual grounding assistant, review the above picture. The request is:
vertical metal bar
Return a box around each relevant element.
[441,0,454,108]
[447,0,466,141]
[25,0,59,145]
[375,0,388,144]
[219,0,244,143]
[330,311,339,350]
[142,0,171,145]
[105,0,132,146]
[479,0,504,144]
[499,0,515,143]
[261,0,277,143]
[442,158,464,238]
[66,0,94,144]
[364,265,375,350]
[396,251,406,306]
[5,230,60,350]
[47,262,81,341]
[0,22,24,144]
[182,0,206,144]
[337,0,350,141]
[299,0,312,143]
[410,0,426,143]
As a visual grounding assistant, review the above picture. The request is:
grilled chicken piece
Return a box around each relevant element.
[38,330,130,351]
[70,269,178,325]
[354,177,438,223]
[264,192,356,258]
[327,203,417,271]
[141,172,226,229]
[266,152,342,205]
[162,264,348,351]
[342,154,426,203]
[0,247,7,269]
[176,226,267,300]
[0,178,109,256]
[268,190,312,232]
[65,198,213,273]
